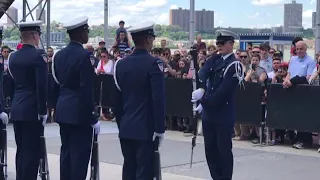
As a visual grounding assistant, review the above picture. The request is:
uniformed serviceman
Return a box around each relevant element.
[192,30,244,180]
[0,24,9,179]
[0,25,3,106]
[51,16,100,180]
[113,21,165,180]
[7,20,47,180]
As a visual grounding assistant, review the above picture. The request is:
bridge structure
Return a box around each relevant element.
[0,0,112,50]
[0,0,51,49]
[238,32,302,52]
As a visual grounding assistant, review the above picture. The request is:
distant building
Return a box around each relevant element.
[6,7,18,26]
[87,36,114,48]
[195,9,214,33]
[169,8,190,31]
[169,8,214,32]
[271,26,284,33]
[2,40,20,49]
[41,32,66,45]
[312,12,316,29]
[283,0,303,33]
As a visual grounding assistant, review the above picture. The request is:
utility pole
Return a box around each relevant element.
[104,0,109,49]
[22,0,27,21]
[47,0,51,49]
[189,0,195,47]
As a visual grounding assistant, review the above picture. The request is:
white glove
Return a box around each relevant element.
[193,104,203,113]
[153,132,164,147]
[38,114,48,126]
[191,88,205,103]
[92,121,100,135]
[0,112,9,125]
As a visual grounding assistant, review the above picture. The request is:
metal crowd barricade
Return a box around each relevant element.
[93,74,116,119]
[100,74,116,109]
[235,82,263,126]
[165,78,193,130]
[235,81,268,146]
[266,83,320,133]
[165,78,193,118]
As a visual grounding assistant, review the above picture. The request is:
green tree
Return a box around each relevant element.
[2,22,315,43]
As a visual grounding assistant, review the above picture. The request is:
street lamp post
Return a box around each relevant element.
[104,0,109,48]
[189,0,195,47]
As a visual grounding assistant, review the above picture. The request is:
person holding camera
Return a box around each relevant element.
[197,49,207,68]
[267,57,281,79]
[267,61,288,145]
[244,54,268,144]
[244,54,267,84]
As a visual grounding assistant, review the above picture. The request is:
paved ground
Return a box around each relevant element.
[4,121,320,180]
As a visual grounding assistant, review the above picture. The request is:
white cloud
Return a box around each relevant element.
[214,12,224,27]
[251,0,282,6]
[156,12,169,25]
[303,21,312,28]
[247,12,260,19]
[303,9,315,18]
[0,0,170,26]
[170,4,178,9]
[310,0,316,4]
[249,24,279,28]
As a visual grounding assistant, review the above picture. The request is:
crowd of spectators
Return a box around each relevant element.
[83,28,320,152]
[2,20,320,153]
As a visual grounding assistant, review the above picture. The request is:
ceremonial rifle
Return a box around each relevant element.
[153,137,162,180]
[189,48,200,169]
[90,132,100,180]
[38,124,50,180]
[0,122,7,180]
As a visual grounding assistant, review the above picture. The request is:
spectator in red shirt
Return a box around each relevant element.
[17,43,23,50]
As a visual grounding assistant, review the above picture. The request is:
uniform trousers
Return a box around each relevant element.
[0,123,5,180]
[13,121,43,180]
[202,121,233,180]
[59,123,93,180]
[120,138,154,180]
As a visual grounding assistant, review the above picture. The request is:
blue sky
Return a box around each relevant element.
[1,0,316,28]
[169,0,316,28]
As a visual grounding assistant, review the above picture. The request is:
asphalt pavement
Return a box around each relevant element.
[4,121,320,180]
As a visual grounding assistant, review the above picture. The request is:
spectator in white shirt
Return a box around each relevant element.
[259,43,273,73]
[267,57,281,79]
[95,50,114,121]
[96,50,114,75]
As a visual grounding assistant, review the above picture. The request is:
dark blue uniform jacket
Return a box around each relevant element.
[8,44,47,121]
[52,41,97,126]
[113,49,165,140]
[199,53,241,127]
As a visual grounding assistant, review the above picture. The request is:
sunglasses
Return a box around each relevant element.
[163,53,169,56]
[252,51,260,54]
[240,56,247,58]
[269,51,275,54]
[100,55,107,58]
